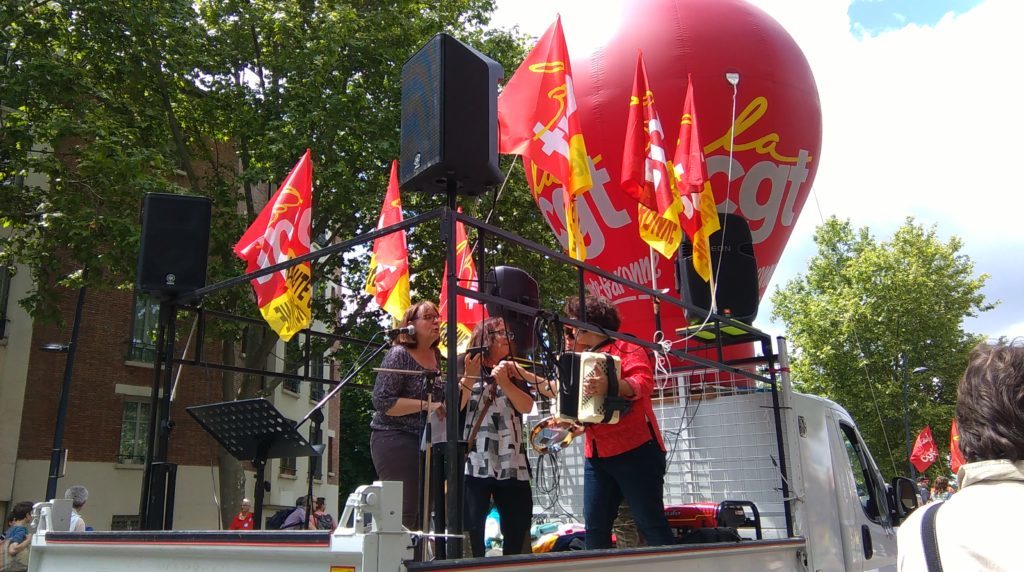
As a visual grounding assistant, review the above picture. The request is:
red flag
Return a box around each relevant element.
[233,150,313,342]
[498,15,592,260]
[364,161,411,322]
[950,420,966,474]
[672,75,720,282]
[620,51,684,259]
[910,426,939,473]
[438,211,487,353]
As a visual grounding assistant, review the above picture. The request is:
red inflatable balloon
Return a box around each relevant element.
[530,0,822,340]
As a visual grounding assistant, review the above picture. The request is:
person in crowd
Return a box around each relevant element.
[562,295,675,550]
[930,475,954,502]
[898,339,1024,571]
[64,485,88,532]
[228,498,254,530]
[312,497,335,530]
[369,300,444,530]
[916,477,931,504]
[280,496,314,530]
[459,317,553,557]
[3,501,34,571]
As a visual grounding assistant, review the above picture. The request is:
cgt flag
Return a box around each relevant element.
[364,161,411,322]
[498,15,593,261]
[910,426,939,473]
[620,51,684,260]
[673,74,720,282]
[234,149,313,342]
[950,420,966,474]
[438,211,486,354]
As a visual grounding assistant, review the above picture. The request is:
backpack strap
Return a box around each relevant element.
[920,502,944,572]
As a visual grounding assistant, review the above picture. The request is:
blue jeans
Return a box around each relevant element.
[583,439,675,549]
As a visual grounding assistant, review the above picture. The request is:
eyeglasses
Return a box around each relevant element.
[416,313,440,321]
[563,327,576,340]
[490,330,515,341]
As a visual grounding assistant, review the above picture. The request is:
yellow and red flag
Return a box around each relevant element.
[438,211,487,353]
[620,52,684,259]
[234,149,313,342]
[673,74,721,282]
[950,420,966,474]
[364,161,411,322]
[498,15,592,261]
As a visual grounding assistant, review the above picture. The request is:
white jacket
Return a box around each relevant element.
[897,459,1024,571]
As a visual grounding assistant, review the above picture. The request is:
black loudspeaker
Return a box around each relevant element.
[678,213,759,324]
[399,33,503,196]
[136,193,212,298]
[484,266,540,356]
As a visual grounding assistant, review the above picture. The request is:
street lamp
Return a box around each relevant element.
[899,353,929,479]
[42,275,88,502]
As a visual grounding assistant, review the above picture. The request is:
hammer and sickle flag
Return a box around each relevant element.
[234,149,313,342]
[364,160,411,322]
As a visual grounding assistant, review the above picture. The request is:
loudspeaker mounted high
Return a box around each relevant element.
[678,213,759,324]
[399,33,503,196]
[136,193,211,298]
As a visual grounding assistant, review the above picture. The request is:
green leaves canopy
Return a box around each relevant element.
[771,216,994,479]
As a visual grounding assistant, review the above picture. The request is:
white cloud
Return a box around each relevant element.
[491,0,1024,340]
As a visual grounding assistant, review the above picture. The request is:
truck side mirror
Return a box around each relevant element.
[889,476,920,524]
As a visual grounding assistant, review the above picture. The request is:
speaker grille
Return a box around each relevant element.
[136,193,211,297]
[678,214,759,323]
[399,34,503,195]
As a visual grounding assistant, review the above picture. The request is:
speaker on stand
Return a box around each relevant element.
[483,266,541,356]
[399,33,503,197]
[677,213,759,324]
[135,192,212,299]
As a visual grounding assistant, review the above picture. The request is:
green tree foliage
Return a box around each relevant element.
[2,0,575,522]
[771,217,994,479]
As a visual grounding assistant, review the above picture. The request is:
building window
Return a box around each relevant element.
[111,515,141,531]
[311,427,323,480]
[309,357,326,400]
[128,293,160,362]
[0,265,11,339]
[118,399,150,465]
[327,436,335,476]
[283,378,301,395]
[280,456,297,477]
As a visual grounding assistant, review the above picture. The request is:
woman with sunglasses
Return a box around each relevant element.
[563,295,675,550]
[370,300,445,530]
[459,317,550,556]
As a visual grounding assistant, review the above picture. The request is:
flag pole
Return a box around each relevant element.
[648,245,663,334]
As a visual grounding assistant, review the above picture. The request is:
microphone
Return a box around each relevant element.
[384,325,416,337]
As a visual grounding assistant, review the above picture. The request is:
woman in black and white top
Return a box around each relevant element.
[459,317,553,556]
[370,300,444,530]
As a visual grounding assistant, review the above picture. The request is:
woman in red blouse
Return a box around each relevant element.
[563,295,675,550]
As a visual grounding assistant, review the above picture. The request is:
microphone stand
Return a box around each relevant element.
[296,335,393,430]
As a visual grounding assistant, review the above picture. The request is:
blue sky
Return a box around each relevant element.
[849,0,984,35]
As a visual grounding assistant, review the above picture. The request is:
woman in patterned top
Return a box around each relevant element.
[459,317,554,556]
[370,300,445,530]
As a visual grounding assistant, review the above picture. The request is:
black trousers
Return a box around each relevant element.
[463,476,533,557]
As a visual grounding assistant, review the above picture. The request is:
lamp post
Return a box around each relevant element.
[43,273,88,502]
[899,353,929,479]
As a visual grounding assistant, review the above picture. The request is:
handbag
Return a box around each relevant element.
[920,502,944,572]
[1,539,29,572]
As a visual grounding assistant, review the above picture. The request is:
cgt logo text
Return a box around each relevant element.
[536,97,813,258]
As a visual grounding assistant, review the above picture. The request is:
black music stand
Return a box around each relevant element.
[187,398,321,529]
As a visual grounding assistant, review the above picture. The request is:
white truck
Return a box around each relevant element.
[27,337,920,572]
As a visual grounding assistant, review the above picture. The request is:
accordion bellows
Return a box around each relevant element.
[556,351,623,424]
